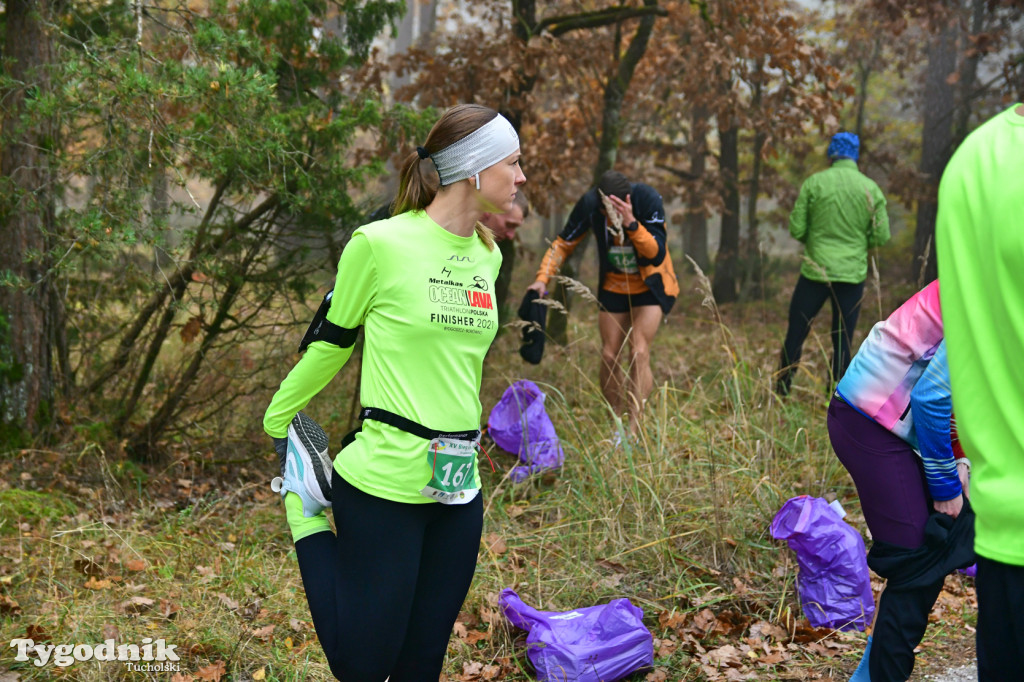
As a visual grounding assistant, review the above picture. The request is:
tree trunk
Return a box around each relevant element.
[743,58,766,299]
[712,124,740,304]
[594,0,659,179]
[0,0,62,440]
[743,129,766,299]
[854,38,882,140]
[684,106,710,270]
[914,20,957,285]
[952,0,988,149]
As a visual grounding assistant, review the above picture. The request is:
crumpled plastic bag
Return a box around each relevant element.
[499,588,653,682]
[770,495,875,631]
[487,380,564,482]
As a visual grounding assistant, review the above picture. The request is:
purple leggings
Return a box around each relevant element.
[827,397,931,548]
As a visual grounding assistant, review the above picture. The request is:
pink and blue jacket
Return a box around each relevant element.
[835,280,962,501]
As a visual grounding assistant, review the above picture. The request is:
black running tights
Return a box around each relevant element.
[777,275,865,393]
[294,471,483,681]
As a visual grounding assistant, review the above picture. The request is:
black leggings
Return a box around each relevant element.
[294,470,483,681]
[777,275,865,393]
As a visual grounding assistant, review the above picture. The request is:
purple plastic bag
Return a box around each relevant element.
[770,496,875,631]
[488,380,564,482]
[499,588,653,682]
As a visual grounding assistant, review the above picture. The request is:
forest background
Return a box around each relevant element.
[1,0,1022,680]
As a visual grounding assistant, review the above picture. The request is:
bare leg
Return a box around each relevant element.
[598,311,630,421]
[625,305,662,432]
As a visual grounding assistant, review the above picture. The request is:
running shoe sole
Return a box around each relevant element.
[289,411,332,504]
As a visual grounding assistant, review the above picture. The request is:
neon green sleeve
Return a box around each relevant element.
[867,184,890,248]
[789,180,811,242]
[263,232,378,437]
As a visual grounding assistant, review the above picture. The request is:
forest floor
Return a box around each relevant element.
[0,250,981,681]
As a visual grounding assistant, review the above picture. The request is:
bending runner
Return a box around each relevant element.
[526,170,678,437]
[827,280,974,681]
[264,104,525,681]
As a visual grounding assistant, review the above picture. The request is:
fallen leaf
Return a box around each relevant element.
[0,594,21,616]
[252,625,275,641]
[483,533,507,555]
[597,558,628,573]
[646,670,668,682]
[102,624,119,641]
[170,674,193,682]
[84,577,112,590]
[121,596,155,614]
[217,593,239,610]
[748,620,788,641]
[462,629,489,645]
[253,669,266,681]
[125,559,147,572]
[195,660,226,681]
[703,644,742,667]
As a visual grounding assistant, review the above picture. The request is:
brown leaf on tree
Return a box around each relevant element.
[181,315,203,344]
[194,660,227,681]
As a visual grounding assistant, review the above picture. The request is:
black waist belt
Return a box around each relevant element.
[341,407,481,448]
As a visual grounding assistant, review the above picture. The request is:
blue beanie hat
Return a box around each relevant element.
[827,132,860,161]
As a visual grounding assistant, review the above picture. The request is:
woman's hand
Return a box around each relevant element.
[957,461,970,499]
[526,279,547,297]
[934,494,964,519]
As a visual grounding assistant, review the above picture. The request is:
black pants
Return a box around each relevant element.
[977,556,1024,681]
[294,471,483,681]
[777,275,865,394]
[870,579,945,681]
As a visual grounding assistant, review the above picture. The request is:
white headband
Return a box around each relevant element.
[429,114,519,187]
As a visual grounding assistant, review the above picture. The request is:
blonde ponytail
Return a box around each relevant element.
[474,222,495,251]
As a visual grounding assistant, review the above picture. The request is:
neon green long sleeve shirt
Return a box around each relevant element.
[789,159,890,283]
[937,104,1024,566]
[264,210,501,504]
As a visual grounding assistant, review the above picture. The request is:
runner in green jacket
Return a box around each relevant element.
[776,132,890,396]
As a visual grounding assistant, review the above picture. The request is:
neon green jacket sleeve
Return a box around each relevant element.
[263,232,378,437]
[788,181,811,243]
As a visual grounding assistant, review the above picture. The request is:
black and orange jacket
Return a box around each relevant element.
[536,183,678,314]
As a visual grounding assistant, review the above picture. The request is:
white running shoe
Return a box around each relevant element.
[271,412,333,517]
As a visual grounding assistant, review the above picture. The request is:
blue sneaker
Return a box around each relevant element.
[271,412,333,517]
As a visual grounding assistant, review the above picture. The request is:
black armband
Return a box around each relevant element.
[298,289,360,353]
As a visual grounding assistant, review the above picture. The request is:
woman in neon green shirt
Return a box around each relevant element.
[264,104,525,680]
